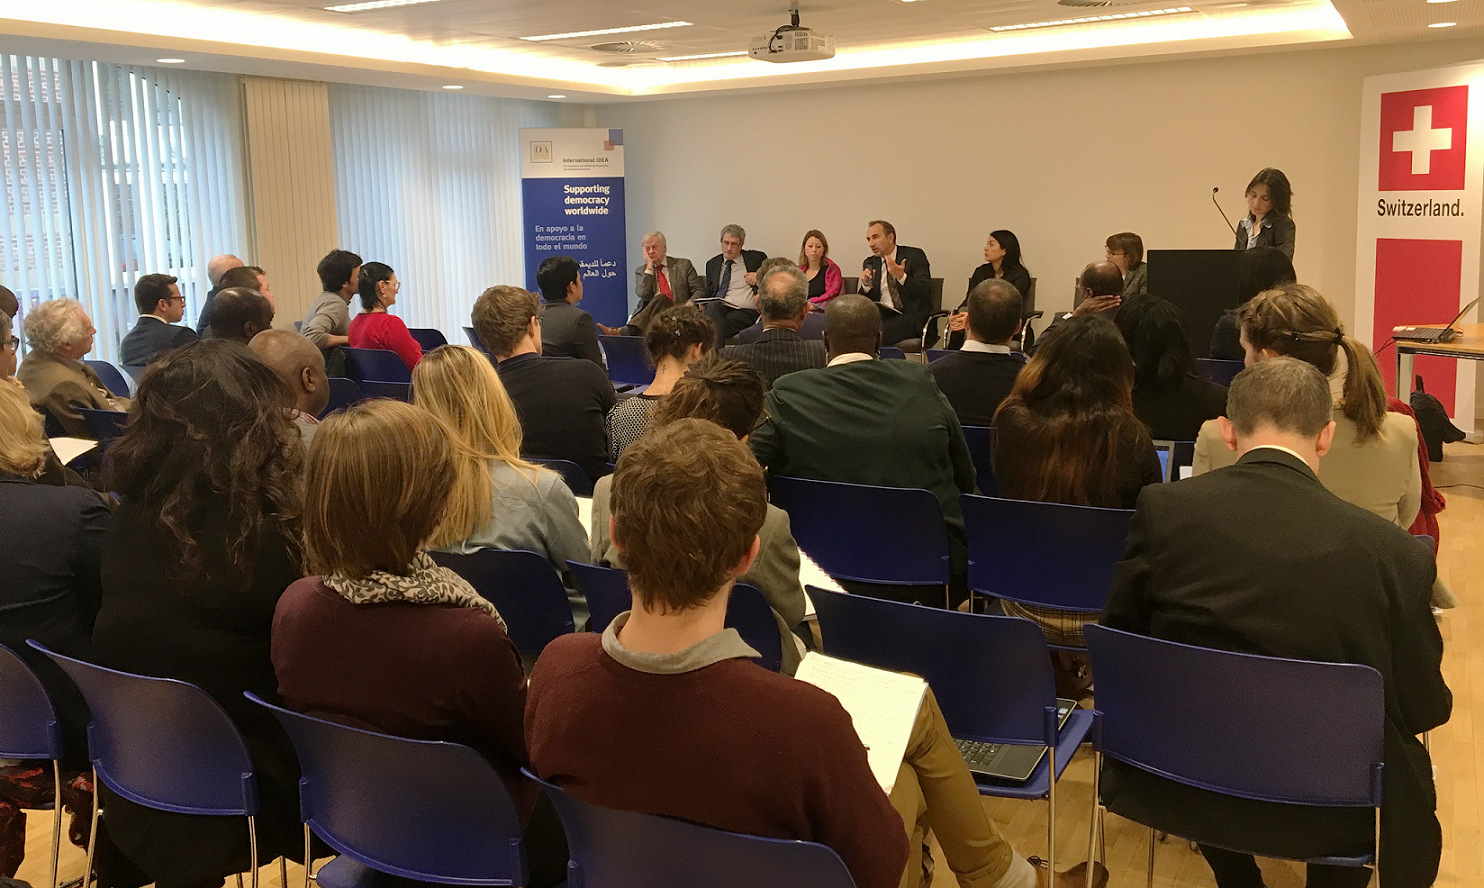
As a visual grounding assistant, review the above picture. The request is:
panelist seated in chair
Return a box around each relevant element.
[1100,357,1449,888]
[606,231,705,336]
[528,419,1100,888]
[858,220,931,346]
[702,223,767,349]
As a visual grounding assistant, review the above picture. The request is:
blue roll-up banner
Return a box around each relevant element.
[520,128,627,326]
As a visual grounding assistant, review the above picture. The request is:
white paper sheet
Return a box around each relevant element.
[49,437,97,465]
[794,652,926,794]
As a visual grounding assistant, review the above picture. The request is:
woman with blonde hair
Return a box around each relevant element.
[1193,283,1421,528]
[798,229,843,307]
[412,345,589,623]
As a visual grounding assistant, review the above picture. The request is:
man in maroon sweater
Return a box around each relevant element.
[526,420,1093,888]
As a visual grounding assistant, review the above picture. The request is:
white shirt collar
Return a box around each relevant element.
[827,352,875,367]
[960,340,1012,355]
[142,314,169,324]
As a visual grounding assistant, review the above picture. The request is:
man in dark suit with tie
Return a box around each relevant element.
[536,254,604,369]
[119,273,198,371]
[612,231,705,336]
[928,278,1024,427]
[720,265,826,385]
[1100,357,1450,888]
[750,294,975,606]
[702,224,768,349]
[859,220,931,347]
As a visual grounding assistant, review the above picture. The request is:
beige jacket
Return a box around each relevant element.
[17,351,129,439]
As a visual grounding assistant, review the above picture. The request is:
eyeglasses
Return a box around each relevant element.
[0,337,14,350]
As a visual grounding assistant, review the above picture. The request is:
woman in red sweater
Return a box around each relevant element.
[348,261,423,370]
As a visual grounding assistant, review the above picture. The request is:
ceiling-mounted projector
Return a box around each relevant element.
[749,7,836,62]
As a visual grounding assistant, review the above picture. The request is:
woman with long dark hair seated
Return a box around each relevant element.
[948,230,1032,348]
[90,340,307,888]
[1115,297,1227,442]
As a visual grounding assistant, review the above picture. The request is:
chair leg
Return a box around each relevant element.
[1085,751,1101,888]
[247,815,259,888]
[1146,826,1156,888]
[83,769,100,888]
[1046,744,1056,878]
[279,856,288,888]
[303,824,314,888]
[49,761,62,888]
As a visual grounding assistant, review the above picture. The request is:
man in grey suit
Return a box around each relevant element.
[536,254,604,369]
[608,231,705,336]
[721,265,826,385]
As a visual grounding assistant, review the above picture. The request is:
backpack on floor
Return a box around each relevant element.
[1410,375,1466,462]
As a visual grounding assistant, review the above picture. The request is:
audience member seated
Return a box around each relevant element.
[89,340,306,888]
[611,231,704,336]
[194,253,243,335]
[1194,284,1420,528]
[590,355,809,674]
[607,305,713,460]
[736,257,827,343]
[119,273,197,368]
[1032,262,1125,348]
[859,220,932,346]
[2,314,86,489]
[703,224,766,348]
[800,228,843,308]
[249,329,330,447]
[1104,232,1147,301]
[347,261,422,371]
[1209,247,1295,361]
[302,249,361,377]
[929,279,1024,427]
[413,344,590,626]
[474,285,616,479]
[1102,357,1448,888]
[528,418,1100,888]
[992,315,1160,653]
[17,299,129,439]
[217,265,278,317]
[272,398,567,888]
[720,265,827,385]
[208,287,274,345]
[1114,297,1227,442]
[751,295,974,606]
[536,254,603,368]
[0,284,17,321]
[949,230,1031,348]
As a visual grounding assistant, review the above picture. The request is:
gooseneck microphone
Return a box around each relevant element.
[1212,187,1238,237]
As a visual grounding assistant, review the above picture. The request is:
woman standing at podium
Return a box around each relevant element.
[1234,168,1295,259]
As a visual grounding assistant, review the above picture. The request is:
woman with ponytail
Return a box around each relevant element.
[1193,283,1421,528]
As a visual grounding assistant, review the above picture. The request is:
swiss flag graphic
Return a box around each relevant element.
[1378,86,1468,191]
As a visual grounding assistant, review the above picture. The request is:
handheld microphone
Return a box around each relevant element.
[1212,187,1238,237]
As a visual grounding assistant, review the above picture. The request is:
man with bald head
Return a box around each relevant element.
[209,288,274,345]
[196,253,244,334]
[249,329,329,448]
[750,294,976,606]
[1035,260,1127,349]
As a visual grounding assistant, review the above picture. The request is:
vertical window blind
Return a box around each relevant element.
[328,84,560,343]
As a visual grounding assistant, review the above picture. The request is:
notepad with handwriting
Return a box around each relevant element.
[794,652,926,793]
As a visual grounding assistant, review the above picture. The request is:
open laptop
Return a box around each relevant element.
[1393,297,1480,344]
[954,699,1077,783]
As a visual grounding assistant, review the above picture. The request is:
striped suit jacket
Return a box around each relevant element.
[720,326,827,385]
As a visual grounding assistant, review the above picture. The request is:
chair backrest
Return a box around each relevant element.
[323,378,363,416]
[77,408,128,442]
[428,550,575,657]
[960,494,1132,613]
[808,588,1057,746]
[342,347,412,383]
[28,642,258,816]
[960,425,995,496]
[565,562,630,633]
[247,694,525,885]
[529,458,594,497]
[1084,625,1384,808]
[83,360,131,397]
[925,349,952,363]
[0,644,63,760]
[530,772,857,888]
[407,328,448,352]
[358,380,412,402]
[464,326,490,355]
[1195,357,1244,386]
[596,335,654,389]
[928,277,944,313]
[769,476,950,586]
[877,347,906,360]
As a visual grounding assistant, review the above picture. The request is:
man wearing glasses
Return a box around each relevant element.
[120,273,198,370]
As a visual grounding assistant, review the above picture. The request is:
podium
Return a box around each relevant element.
[1146,249,1241,358]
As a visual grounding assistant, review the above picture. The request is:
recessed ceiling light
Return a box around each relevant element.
[658,50,750,61]
[547,94,567,98]
[989,7,1194,31]
[326,0,442,12]
[1427,20,1456,26]
[156,58,186,64]
[442,84,463,89]
[521,22,691,42]
[1425,0,1457,4]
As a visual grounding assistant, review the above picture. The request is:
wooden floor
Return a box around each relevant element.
[15,442,1484,888]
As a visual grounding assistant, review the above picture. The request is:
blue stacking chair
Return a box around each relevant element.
[407,328,448,352]
[960,425,995,496]
[596,335,654,389]
[925,348,953,363]
[28,642,274,888]
[341,347,411,383]
[529,458,595,497]
[246,694,528,888]
[357,380,412,402]
[463,326,492,356]
[322,378,363,417]
[808,587,1093,876]
[0,644,67,888]
[769,477,951,598]
[527,771,857,888]
[960,495,1133,645]
[428,550,574,659]
[1195,357,1244,386]
[77,408,128,444]
[877,346,906,360]
[565,562,784,672]
[1083,625,1385,887]
[83,359,131,397]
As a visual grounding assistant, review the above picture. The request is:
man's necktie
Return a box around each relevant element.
[719,259,733,300]
[884,259,902,311]
[656,266,672,298]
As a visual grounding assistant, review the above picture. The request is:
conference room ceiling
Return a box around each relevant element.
[0,0,1472,99]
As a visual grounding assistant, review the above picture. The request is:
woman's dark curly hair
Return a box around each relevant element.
[107,340,304,583]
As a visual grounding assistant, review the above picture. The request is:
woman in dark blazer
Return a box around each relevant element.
[1233,168,1295,259]
[90,341,307,888]
[1116,297,1228,442]
[949,230,1032,348]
